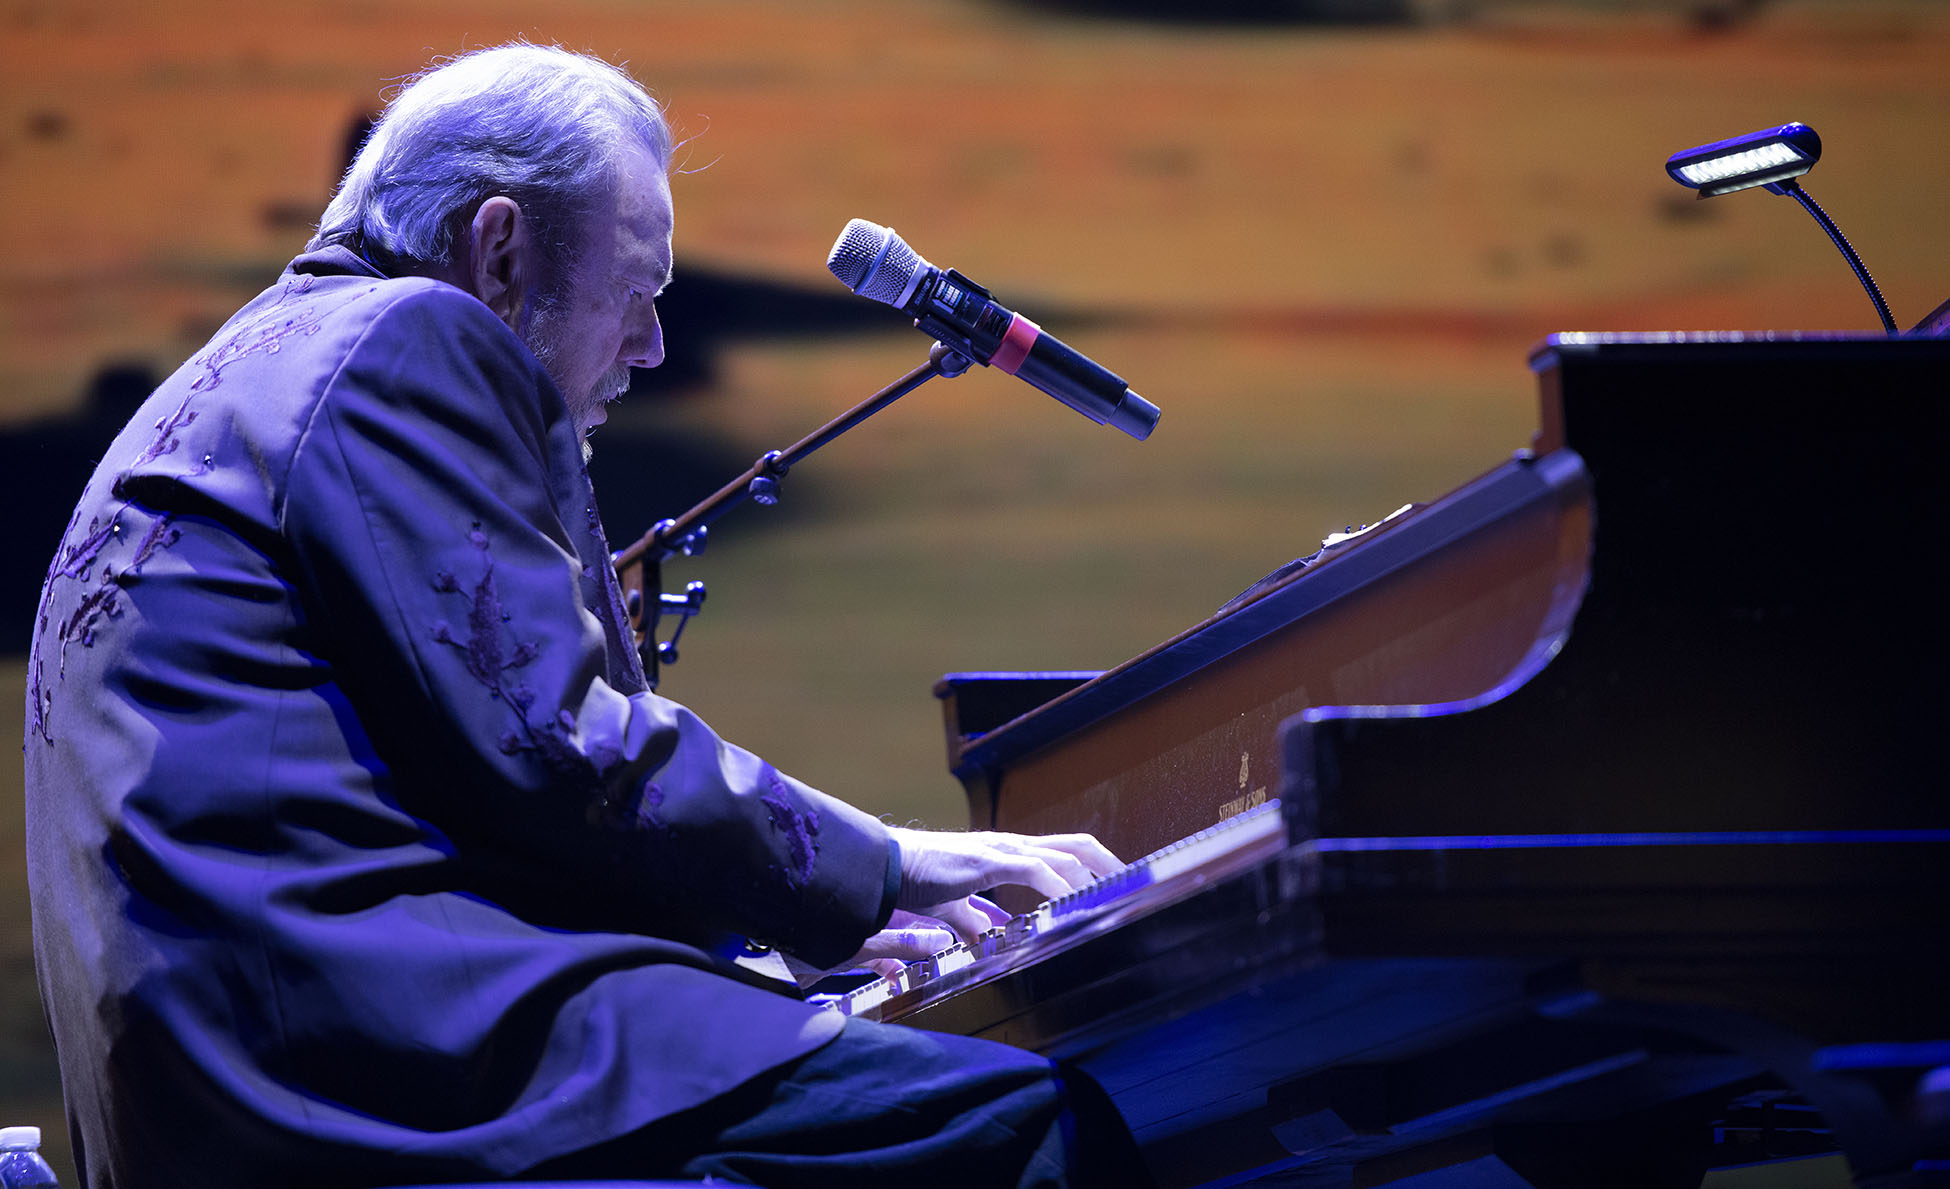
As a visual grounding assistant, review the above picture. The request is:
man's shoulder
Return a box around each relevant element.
[271,247,512,346]
[327,281,544,408]
[307,270,503,342]
[272,265,557,454]
[257,269,538,404]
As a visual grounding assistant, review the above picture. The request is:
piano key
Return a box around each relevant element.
[828,800,1288,1019]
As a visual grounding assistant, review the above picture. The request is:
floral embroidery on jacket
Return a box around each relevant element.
[429,524,593,787]
[28,508,181,745]
[761,768,820,890]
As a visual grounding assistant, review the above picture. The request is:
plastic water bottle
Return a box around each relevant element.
[0,1126,59,1189]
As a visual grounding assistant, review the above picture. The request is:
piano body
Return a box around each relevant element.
[874,334,1950,1186]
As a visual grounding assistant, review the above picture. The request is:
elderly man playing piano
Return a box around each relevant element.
[24,43,1150,1189]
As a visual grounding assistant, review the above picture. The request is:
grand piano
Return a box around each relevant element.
[823,333,1950,1187]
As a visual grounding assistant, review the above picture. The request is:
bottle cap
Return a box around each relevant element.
[0,1125,41,1148]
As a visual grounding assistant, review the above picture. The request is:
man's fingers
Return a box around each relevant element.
[1029,832,1124,879]
[848,890,1079,983]
[933,896,1003,944]
[989,852,1075,903]
[863,957,906,980]
[1015,845,1095,892]
[852,921,956,964]
[852,902,1005,979]
[979,832,1123,888]
[889,825,1127,911]
[967,895,1012,928]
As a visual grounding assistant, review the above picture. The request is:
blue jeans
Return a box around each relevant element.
[529,1017,1153,1188]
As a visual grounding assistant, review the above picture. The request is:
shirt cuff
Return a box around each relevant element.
[877,834,902,931]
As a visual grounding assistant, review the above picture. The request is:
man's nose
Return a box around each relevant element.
[623,303,664,369]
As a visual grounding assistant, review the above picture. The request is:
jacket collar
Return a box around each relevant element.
[287,243,390,281]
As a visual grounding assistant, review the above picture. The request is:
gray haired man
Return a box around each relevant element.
[27,43,1151,1188]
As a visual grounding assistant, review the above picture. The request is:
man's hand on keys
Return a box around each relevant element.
[797,829,1122,986]
[890,827,1122,942]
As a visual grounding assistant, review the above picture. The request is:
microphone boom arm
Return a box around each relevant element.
[611,341,973,688]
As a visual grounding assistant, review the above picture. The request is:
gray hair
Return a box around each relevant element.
[310,44,672,279]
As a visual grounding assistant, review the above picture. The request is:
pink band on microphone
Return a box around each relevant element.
[991,313,1040,375]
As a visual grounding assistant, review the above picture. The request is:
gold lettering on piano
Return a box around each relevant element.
[1217,786,1267,823]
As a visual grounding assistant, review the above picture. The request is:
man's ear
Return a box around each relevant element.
[467,196,529,331]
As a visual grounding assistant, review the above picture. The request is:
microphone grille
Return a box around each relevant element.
[827,219,925,307]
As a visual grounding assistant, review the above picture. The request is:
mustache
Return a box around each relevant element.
[594,363,631,403]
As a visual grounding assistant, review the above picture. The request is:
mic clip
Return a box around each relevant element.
[912,268,1013,369]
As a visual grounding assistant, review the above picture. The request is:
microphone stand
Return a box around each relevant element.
[612,341,973,689]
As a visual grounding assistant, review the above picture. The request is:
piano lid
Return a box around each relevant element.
[1287,331,1950,840]
[939,448,1590,782]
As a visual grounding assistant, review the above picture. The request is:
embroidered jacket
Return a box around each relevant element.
[25,247,894,1188]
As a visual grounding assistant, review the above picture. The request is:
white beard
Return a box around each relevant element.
[522,299,629,461]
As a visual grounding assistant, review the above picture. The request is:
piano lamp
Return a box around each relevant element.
[1665,122,1897,334]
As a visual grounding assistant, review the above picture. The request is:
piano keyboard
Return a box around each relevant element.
[817,799,1290,1021]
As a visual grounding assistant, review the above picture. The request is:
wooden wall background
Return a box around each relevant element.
[4,0,1946,1179]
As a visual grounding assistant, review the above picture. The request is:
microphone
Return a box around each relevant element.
[826,219,1160,441]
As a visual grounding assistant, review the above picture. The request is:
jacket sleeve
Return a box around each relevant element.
[280,280,891,969]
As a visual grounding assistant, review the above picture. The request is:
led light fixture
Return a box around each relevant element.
[1664,122,1897,334]
[1666,122,1820,197]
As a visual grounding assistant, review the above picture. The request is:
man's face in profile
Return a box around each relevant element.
[525,145,674,457]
